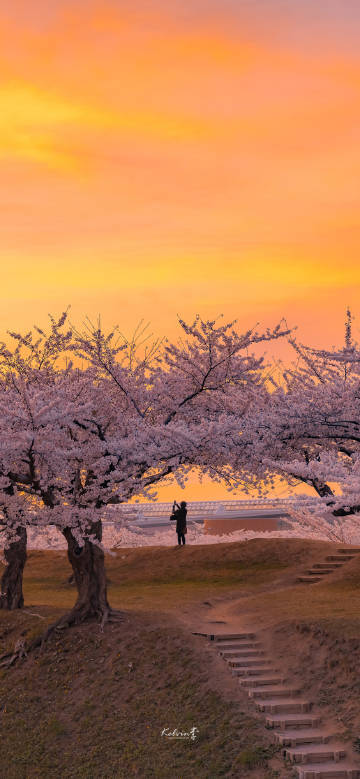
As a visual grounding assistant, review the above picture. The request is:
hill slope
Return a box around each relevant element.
[1,538,360,777]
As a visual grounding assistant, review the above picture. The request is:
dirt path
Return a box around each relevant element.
[174,588,264,637]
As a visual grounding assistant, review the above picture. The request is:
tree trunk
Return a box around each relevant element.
[332,504,360,517]
[61,521,111,625]
[310,479,334,498]
[0,527,27,610]
[0,522,123,666]
[309,478,360,516]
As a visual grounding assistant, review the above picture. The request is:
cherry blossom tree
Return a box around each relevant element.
[55,314,290,629]
[0,312,73,609]
[247,310,360,532]
[0,311,290,638]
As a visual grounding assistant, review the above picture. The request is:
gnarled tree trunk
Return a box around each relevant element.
[0,527,27,610]
[0,521,124,665]
[62,522,111,625]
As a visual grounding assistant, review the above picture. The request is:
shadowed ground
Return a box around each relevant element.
[0,538,359,778]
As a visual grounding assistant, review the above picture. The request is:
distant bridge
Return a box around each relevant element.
[103,497,320,529]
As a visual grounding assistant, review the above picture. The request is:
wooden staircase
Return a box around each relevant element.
[297,549,360,584]
[204,632,360,778]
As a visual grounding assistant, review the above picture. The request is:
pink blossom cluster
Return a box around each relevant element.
[1,307,360,555]
[0,312,290,551]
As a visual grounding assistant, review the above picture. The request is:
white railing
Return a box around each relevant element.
[103,496,320,525]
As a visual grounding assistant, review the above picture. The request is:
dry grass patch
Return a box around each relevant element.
[0,611,285,779]
[21,538,339,614]
[1,537,358,777]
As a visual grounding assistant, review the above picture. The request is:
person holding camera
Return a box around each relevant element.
[170,500,187,546]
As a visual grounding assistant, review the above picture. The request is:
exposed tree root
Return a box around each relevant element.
[0,638,27,668]
[22,610,45,620]
[0,606,126,668]
[0,526,124,668]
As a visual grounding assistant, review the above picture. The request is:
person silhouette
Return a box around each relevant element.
[171,500,187,545]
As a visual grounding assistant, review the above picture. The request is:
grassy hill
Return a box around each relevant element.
[0,538,360,778]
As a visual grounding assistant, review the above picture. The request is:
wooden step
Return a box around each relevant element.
[240,676,286,688]
[274,729,332,747]
[217,641,261,652]
[208,633,256,641]
[236,666,279,677]
[226,651,266,662]
[232,664,273,676]
[221,646,263,657]
[338,548,360,554]
[249,685,300,700]
[218,641,262,651]
[229,658,272,668]
[313,563,343,569]
[256,698,313,714]
[326,556,353,562]
[266,714,322,729]
[285,743,346,764]
[307,570,334,576]
[297,576,322,584]
[296,760,360,778]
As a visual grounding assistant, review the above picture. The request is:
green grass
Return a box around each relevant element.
[21,537,333,612]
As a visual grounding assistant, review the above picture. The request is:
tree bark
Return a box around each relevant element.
[0,521,124,666]
[311,479,334,498]
[61,521,112,626]
[307,477,360,516]
[0,527,27,610]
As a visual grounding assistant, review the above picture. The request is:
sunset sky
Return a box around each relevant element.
[0,0,358,348]
[1,1,359,498]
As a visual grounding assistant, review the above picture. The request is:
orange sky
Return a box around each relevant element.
[1,1,359,498]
